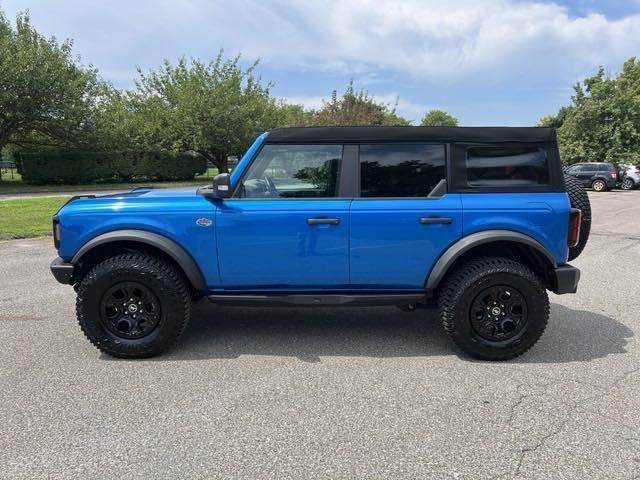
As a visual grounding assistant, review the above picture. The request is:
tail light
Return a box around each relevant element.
[609,169,617,178]
[568,208,581,248]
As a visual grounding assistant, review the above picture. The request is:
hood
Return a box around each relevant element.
[57,185,211,216]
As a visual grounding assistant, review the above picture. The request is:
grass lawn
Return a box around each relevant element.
[0,168,218,194]
[0,196,69,240]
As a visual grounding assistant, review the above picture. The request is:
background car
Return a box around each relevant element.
[620,164,640,190]
[564,162,618,191]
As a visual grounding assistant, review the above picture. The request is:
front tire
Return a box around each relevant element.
[438,257,549,361]
[76,253,191,358]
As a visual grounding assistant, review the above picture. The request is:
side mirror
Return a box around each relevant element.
[213,173,232,198]
[197,173,232,200]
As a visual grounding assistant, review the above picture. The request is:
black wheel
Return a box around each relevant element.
[621,178,634,190]
[564,174,591,261]
[76,253,191,358]
[438,257,549,361]
[591,179,606,192]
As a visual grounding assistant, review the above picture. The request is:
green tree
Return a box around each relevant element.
[544,58,640,165]
[129,52,280,172]
[0,10,102,152]
[420,109,459,127]
[309,82,409,126]
[276,102,313,127]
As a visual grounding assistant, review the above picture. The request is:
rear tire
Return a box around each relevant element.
[438,257,549,361]
[621,178,634,190]
[591,179,606,192]
[565,174,591,261]
[76,253,191,358]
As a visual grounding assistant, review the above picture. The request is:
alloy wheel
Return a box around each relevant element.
[470,285,528,342]
[99,282,161,339]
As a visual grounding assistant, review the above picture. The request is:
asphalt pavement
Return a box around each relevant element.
[1,190,639,479]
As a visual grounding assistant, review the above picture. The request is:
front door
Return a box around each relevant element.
[216,144,350,289]
[349,144,463,289]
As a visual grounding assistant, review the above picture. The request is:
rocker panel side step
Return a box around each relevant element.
[206,293,427,307]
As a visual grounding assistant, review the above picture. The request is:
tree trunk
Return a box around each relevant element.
[214,153,229,173]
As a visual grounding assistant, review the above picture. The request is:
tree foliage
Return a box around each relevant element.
[0,11,102,151]
[541,57,640,165]
[0,8,453,184]
[307,82,409,126]
[420,109,459,127]
[124,52,280,172]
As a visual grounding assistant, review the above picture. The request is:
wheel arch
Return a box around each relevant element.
[71,230,207,292]
[426,230,558,291]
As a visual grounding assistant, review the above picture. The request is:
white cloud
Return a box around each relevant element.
[207,0,640,83]
[284,96,326,110]
[5,0,639,123]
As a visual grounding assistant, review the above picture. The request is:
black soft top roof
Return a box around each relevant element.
[265,126,556,144]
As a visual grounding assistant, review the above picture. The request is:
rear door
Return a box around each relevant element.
[349,144,463,289]
[576,164,597,186]
[216,144,350,289]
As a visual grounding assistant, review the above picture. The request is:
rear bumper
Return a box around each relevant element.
[50,257,75,284]
[552,264,580,294]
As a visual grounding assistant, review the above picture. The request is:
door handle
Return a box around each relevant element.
[307,218,340,225]
[420,216,452,225]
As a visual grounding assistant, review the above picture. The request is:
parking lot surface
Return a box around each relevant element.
[1,190,639,479]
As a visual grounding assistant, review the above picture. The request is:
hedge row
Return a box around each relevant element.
[15,151,207,184]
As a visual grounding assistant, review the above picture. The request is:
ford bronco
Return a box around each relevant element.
[50,126,590,360]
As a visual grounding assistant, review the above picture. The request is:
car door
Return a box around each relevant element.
[577,164,596,186]
[216,144,350,289]
[349,144,463,289]
[565,164,581,181]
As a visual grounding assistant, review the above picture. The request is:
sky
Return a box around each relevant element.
[4,0,640,125]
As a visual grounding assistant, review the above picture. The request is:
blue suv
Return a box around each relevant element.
[50,127,589,360]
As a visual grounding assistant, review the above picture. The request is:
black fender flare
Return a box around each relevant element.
[71,230,207,292]
[425,230,557,290]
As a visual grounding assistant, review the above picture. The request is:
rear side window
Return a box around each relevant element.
[359,144,445,197]
[465,147,550,187]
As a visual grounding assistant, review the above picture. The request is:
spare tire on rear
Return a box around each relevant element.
[564,174,591,261]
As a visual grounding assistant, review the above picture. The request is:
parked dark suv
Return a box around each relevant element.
[564,162,618,191]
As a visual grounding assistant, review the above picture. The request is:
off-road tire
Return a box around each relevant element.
[76,253,191,358]
[438,257,549,361]
[564,174,591,261]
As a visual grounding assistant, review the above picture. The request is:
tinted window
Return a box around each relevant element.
[359,144,445,197]
[466,147,549,187]
[565,164,581,173]
[240,144,342,198]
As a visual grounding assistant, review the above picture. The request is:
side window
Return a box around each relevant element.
[240,144,342,198]
[359,144,446,197]
[583,164,598,172]
[566,164,581,174]
[466,147,550,187]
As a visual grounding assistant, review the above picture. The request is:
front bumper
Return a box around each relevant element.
[552,264,580,294]
[50,257,75,284]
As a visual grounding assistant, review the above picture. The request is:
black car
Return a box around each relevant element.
[564,162,618,192]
